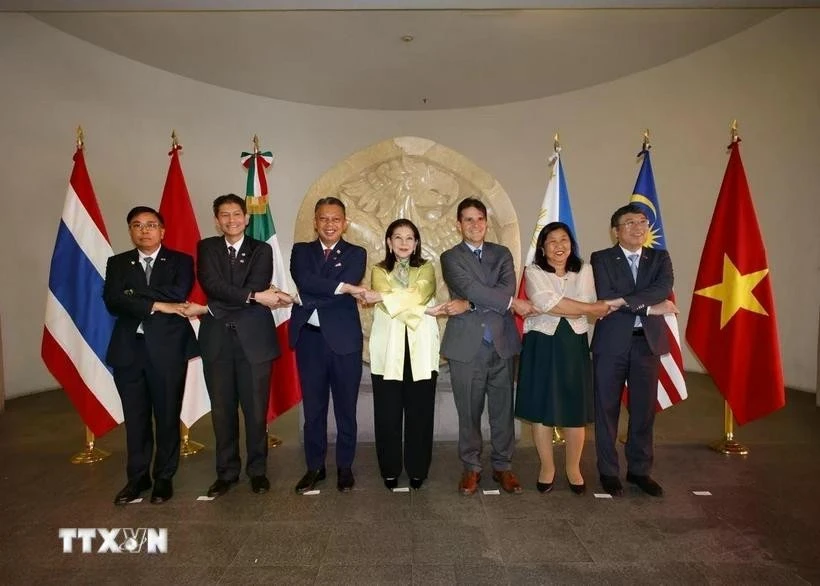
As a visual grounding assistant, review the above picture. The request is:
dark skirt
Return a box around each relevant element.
[515,318,593,427]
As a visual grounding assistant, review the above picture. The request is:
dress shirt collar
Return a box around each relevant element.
[225,236,244,252]
[138,245,161,261]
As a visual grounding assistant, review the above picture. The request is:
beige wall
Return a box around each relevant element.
[0,9,818,399]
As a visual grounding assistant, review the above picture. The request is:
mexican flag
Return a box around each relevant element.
[242,149,302,421]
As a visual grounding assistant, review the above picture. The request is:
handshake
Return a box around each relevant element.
[596,298,680,319]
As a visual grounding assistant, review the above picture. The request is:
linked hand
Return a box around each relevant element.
[651,299,680,315]
[425,302,448,317]
[443,299,470,316]
[511,298,537,317]
[180,302,209,317]
[587,300,611,319]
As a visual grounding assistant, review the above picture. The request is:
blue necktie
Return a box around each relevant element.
[628,254,642,327]
[473,248,493,343]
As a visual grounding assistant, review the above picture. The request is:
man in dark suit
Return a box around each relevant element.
[290,197,367,494]
[104,206,198,505]
[193,194,289,497]
[440,197,535,495]
[590,203,678,497]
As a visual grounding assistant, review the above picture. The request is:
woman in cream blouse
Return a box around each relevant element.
[515,222,609,495]
[362,219,443,490]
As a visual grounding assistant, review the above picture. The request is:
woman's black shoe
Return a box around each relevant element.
[536,481,554,493]
[384,477,398,490]
[568,477,586,495]
[409,477,424,490]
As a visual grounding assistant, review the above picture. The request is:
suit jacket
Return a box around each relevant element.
[289,238,366,355]
[197,236,280,365]
[440,241,521,361]
[103,246,198,369]
[590,244,673,356]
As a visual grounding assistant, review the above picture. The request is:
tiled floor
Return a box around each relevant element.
[0,373,818,585]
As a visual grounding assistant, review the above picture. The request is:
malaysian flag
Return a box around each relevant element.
[629,145,688,409]
[42,142,123,436]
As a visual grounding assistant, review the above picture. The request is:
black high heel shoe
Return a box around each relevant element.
[568,477,586,495]
[536,480,554,493]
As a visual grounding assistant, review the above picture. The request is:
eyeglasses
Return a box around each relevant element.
[617,219,649,229]
[129,222,161,231]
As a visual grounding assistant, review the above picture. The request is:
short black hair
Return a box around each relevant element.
[610,203,646,228]
[126,206,164,226]
[533,222,583,273]
[457,197,486,221]
[314,196,346,215]
[212,193,246,216]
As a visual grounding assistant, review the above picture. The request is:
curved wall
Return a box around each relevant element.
[0,9,818,398]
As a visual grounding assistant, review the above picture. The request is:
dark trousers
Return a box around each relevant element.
[202,326,272,480]
[448,342,516,473]
[296,326,362,470]
[113,336,186,483]
[593,335,659,477]
[371,341,437,480]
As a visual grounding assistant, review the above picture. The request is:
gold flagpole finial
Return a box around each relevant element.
[642,128,651,151]
[730,119,740,143]
[253,134,261,155]
[553,132,561,154]
[76,126,84,150]
[171,129,180,149]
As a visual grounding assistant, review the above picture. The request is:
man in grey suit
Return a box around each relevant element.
[440,197,536,495]
[590,203,678,498]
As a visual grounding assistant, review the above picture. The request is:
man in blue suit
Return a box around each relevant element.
[290,197,367,493]
[590,203,678,498]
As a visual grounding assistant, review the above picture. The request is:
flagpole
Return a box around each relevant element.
[711,401,749,455]
[71,426,110,464]
[65,128,111,465]
[709,121,749,456]
[250,134,285,449]
[180,422,204,456]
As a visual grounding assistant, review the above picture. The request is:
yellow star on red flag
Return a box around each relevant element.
[693,254,769,329]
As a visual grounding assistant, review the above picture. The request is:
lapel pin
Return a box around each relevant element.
[130,260,136,265]
[334,262,342,267]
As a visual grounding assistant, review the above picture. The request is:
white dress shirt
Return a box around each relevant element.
[522,263,596,335]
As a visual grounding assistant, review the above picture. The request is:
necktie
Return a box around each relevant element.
[144,257,153,285]
[473,248,482,263]
[628,254,642,327]
[228,246,237,265]
[323,248,332,261]
[628,254,639,282]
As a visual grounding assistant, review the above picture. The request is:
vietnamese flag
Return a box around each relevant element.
[685,140,785,425]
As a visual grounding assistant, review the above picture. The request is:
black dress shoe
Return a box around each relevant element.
[626,472,664,497]
[114,476,152,506]
[295,468,326,494]
[207,478,238,498]
[568,478,586,496]
[599,474,624,497]
[409,477,424,490]
[337,467,355,492]
[251,475,270,494]
[383,477,398,490]
[150,479,173,504]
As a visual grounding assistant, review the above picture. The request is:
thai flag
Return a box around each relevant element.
[41,147,122,436]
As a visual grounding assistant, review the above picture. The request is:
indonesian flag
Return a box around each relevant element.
[686,141,785,424]
[515,148,577,335]
[42,146,123,436]
[629,147,688,410]
[158,143,211,427]
[241,148,302,421]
